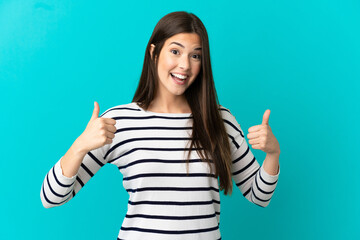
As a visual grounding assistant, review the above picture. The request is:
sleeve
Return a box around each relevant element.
[40,112,112,209]
[222,107,280,208]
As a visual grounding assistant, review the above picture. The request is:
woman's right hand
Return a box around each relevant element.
[76,101,117,153]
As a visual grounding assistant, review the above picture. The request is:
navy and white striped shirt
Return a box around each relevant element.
[40,102,280,239]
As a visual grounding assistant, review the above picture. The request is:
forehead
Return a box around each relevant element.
[164,33,201,48]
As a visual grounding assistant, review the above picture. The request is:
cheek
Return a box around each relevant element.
[192,63,201,75]
[160,56,177,72]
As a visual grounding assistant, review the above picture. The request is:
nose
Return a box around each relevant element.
[178,55,190,70]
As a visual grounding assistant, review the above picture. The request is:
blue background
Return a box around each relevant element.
[1,0,359,239]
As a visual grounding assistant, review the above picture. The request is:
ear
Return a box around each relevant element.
[150,44,156,62]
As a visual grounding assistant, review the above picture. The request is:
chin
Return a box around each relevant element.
[172,90,186,96]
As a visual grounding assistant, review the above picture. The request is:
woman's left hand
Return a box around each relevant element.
[247,109,280,155]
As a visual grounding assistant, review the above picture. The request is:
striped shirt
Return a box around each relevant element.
[40,102,280,240]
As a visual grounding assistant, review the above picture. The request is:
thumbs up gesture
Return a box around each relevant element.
[76,101,117,153]
[247,109,280,155]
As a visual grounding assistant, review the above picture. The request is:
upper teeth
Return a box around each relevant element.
[172,73,187,79]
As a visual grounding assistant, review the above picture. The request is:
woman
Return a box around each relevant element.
[40,11,280,239]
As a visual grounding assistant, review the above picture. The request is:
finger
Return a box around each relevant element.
[249,137,261,145]
[247,132,261,139]
[105,124,117,133]
[105,130,116,139]
[252,144,261,149]
[248,125,261,133]
[262,109,270,125]
[103,118,117,125]
[105,138,113,145]
[90,101,100,121]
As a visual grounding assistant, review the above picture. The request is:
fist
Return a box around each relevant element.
[77,101,117,153]
[247,109,280,155]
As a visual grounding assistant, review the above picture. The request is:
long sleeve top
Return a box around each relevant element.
[40,102,280,240]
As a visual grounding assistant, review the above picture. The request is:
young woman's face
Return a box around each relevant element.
[151,32,202,99]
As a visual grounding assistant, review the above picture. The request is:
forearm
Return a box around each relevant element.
[41,138,87,209]
[263,152,280,176]
[60,138,88,178]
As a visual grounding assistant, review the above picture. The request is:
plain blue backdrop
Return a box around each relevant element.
[1,0,359,239]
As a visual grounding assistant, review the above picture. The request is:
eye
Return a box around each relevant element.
[171,49,179,55]
[192,54,201,60]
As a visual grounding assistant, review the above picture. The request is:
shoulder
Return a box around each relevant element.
[218,104,237,122]
[218,104,244,136]
[218,104,232,116]
[99,102,139,118]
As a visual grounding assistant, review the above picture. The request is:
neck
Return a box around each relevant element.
[148,95,191,114]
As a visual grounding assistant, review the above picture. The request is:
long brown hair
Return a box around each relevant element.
[132,11,233,195]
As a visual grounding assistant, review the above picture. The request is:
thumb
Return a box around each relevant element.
[90,101,100,121]
[262,109,270,125]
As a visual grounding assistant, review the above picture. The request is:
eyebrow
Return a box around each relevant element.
[169,42,202,50]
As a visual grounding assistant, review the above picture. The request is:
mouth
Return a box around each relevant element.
[170,73,188,84]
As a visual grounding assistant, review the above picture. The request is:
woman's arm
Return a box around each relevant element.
[40,140,108,209]
[230,135,279,208]
[60,138,88,178]
[220,106,280,207]
[263,152,280,176]
[40,102,115,208]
